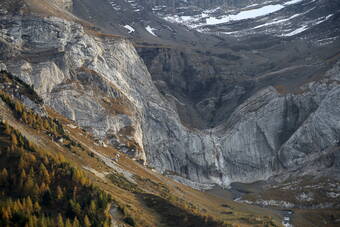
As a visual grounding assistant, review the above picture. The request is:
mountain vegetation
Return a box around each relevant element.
[0,121,112,227]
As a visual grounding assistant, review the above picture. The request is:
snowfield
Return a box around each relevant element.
[162,0,311,32]
[205,4,285,25]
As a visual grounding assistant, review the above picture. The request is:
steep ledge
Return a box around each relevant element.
[1,10,340,188]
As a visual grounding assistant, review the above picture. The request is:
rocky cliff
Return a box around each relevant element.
[0,14,148,161]
[1,0,340,189]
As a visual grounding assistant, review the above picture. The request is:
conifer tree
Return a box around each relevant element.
[20,169,27,180]
[25,196,33,211]
[33,201,41,212]
[23,176,34,195]
[89,200,96,214]
[56,186,63,200]
[11,133,18,146]
[18,157,27,170]
[39,215,48,227]
[57,213,64,227]
[39,163,50,183]
[73,217,80,227]
[1,207,11,221]
[22,111,28,124]
[65,218,72,227]
[28,215,37,227]
[84,215,91,227]
[0,168,8,185]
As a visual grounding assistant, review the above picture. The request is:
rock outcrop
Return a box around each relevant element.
[0,15,148,162]
[143,65,340,186]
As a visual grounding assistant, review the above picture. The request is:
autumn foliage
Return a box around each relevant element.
[0,122,112,227]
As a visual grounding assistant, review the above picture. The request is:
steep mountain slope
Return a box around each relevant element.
[0,0,340,226]
[1,0,340,187]
[0,70,282,226]
[1,1,340,226]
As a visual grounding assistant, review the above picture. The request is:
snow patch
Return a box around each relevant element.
[123,25,135,33]
[253,13,301,29]
[284,0,305,5]
[206,4,285,25]
[162,0,311,30]
[314,14,333,25]
[145,25,158,37]
[282,25,308,36]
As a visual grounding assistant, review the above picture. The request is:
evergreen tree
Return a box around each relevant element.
[23,175,34,195]
[11,133,18,146]
[25,196,33,212]
[0,168,8,185]
[0,120,112,227]
[73,217,80,227]
[57,213,64,227]
[65,218,72,227]
[56,186,63,200]
[84,215,91,227]
[89,200,96,214]
[33,201,41,212]
[39,163,50,183]
[1,207,11,221]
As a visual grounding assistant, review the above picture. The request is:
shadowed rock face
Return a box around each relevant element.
[137,37,340,130]
[1,0,340,188]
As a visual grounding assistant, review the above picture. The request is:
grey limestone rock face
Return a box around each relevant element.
[1,14,340,188]
[142,64,340,186]
[0,15,148,161]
